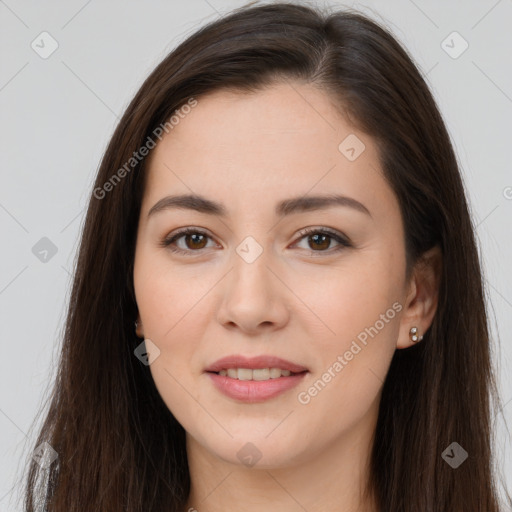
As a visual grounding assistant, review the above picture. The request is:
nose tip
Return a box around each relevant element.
[215,253,290,334]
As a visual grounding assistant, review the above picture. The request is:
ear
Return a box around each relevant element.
[396,245,442,349]
[135,313,144,339]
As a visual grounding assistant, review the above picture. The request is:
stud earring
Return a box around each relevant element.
[409,326,423,343]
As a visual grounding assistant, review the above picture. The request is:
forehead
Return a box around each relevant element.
[161,82,349,156]
[142,82,398,221]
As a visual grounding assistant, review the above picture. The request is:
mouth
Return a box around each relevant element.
[204,355,309,402]
[207,368,307,380]
[204,354,309,374]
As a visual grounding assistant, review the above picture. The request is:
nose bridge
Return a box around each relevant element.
[215,232,289,331]
[231,233,276,299]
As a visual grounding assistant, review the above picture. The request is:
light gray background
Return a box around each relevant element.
[1,0,511,510]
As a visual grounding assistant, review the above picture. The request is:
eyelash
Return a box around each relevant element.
[159,226,352,257]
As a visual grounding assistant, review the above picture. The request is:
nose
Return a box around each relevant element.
[215,246,290,335]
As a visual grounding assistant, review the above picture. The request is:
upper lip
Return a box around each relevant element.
[205,355,309,373]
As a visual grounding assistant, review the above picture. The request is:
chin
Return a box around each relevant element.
[198,432,307,470]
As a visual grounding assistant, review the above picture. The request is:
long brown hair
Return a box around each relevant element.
[21,2,510,510]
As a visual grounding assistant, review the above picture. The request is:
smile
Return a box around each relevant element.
[204,354,309,402]
[215,368,302,380]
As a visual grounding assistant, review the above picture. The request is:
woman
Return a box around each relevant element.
[23,2,510,511]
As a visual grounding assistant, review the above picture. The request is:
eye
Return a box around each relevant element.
[293,227,351,255]
[160,227,217,256]
[160,226,351,256]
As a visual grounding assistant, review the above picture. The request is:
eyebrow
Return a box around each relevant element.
[147,193,372,219]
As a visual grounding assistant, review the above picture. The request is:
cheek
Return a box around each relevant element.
[136,274,207,368]
[294,248,403,346]
[134,251,214,341]
[294,308,398,443]
[133,257,215,412]
[294,253,402,417]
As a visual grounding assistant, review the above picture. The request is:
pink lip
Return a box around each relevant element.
[204,354,308,373]
[204,354,309,403]
[206,372,308,403]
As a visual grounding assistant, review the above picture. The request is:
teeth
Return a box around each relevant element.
[253,368,270,381]
[217,368,296,380]
[269,368,282,379]
[238,368,253,381]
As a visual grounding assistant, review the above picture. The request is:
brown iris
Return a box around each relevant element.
[308,233,331,251]
[184,233,208,250]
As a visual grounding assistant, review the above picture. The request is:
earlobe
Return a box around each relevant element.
[396,245,443,349]
[135,316,144,338]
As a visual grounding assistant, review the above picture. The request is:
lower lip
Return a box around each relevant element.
[206,371,308,403]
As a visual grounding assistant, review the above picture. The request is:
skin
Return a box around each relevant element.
[133,81,442,512]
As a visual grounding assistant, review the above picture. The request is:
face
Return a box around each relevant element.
[133,82,411,469]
